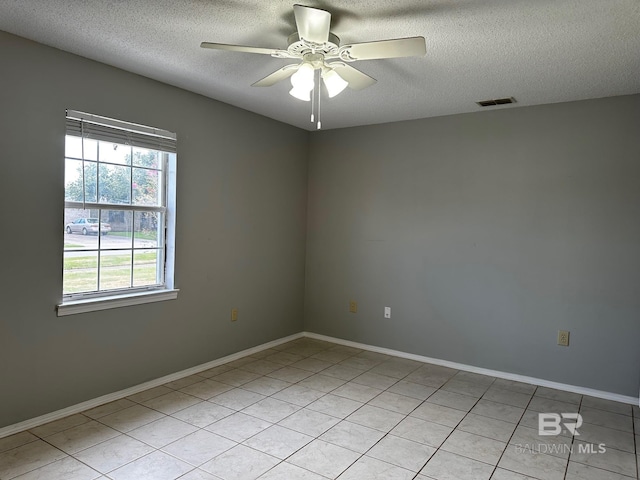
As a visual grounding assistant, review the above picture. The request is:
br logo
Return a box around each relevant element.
[538,413,582,436]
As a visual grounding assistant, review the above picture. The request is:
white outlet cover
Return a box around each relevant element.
[384,307,391,318]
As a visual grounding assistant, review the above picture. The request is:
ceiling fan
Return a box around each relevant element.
[201,4,426,128]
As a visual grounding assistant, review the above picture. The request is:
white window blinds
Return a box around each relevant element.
[65,110,177,153]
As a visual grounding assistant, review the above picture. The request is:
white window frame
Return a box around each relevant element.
[57,110,178,316]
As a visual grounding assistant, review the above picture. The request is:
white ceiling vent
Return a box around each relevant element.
[476,97,516,107]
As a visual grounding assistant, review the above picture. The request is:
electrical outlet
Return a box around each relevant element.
[384,306,391,319]
[557,330,569,346]
[349,301,357,313]
[231,308,238,322]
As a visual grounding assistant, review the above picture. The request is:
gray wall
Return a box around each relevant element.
[305,95,640,397]
[0,31,308,428]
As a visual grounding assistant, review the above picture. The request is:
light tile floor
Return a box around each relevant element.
[1,337,638,480]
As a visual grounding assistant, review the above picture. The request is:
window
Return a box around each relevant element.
[58,110,177,315]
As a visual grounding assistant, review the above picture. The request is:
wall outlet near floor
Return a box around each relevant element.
[349,301,358,313]
[231,308,238,322]
[384,306,391,319]
[557,330,569,346]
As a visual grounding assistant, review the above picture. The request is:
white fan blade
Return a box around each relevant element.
[200,42,279,55]
[330,63,377,90]
[342,37,426,61]
[252,64,300,87]
[293,4,331,44]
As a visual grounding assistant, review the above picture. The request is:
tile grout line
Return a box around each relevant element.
[488,383,538,480]
[273,346,386,479]
[332,362,430,478]
[93,343,334,479]
[563,395,583,480]
[418,380,491,479]
[277,350,410,479]
[633,406,638,480]
[176,342,362,479]
[296,349,436,478]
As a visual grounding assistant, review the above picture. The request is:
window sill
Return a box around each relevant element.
[57,289,179,316]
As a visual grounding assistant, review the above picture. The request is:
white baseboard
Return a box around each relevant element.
[303,332,640,406]
[2,329,637,440]
[0,332,304,440]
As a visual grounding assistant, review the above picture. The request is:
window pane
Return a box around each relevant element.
[135,211,163,248]
[64,160,97,202]
[63,251,98,294]
[63,235,88,251]
[83,162,98,203]
[133,147,160,169]
[64,159,83,202]
[98,163,131,204]
[65,136,97,161]
[133,250,162,287]
[64,208,99,247]
[101,210,132,248]
[99,251,132,291]
[133,168,161,206]
[99,141,131,165]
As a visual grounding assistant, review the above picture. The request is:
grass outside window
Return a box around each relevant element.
[63,252,160,294]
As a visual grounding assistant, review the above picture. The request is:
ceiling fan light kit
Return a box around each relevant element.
[321,68,349,98]
[289,62,315,101]
[201,4,426,128]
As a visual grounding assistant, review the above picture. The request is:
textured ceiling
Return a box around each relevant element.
[1,0,639,131]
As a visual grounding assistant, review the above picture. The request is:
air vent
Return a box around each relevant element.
[476,97,516,107]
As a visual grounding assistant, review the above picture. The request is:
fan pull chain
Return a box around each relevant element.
[317,88,321,130]
[311,80,315,123]
[316,68,321,129]
[309,51,316,123]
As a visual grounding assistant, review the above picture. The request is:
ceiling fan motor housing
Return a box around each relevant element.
[301,52,326,69]
[286,32,340,58]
